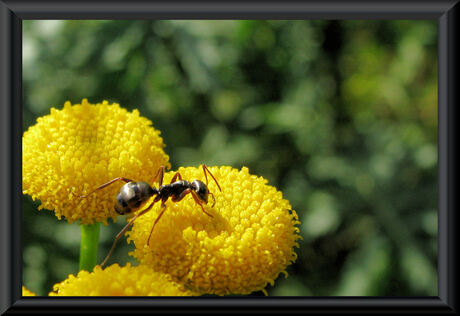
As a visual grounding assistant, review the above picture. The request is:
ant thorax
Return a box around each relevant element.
[156,180,191,201]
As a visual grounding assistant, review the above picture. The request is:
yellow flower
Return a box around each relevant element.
[127,166,301,295]
[22,286,36,296]
[49,263,196,296]
[22,99,170,224]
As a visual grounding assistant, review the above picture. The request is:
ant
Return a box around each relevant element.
[73,164,222,267]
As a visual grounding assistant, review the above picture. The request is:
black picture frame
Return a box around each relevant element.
[1,0,458,314]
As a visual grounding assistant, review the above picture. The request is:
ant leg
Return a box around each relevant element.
[146,203,167,246]
[152,166,165,187]
[190,190,214,218]
[171,188,191,203]
[202,164,222,192]
[73,177,133,199]
[101,201,156,267]
[170,172,183,184]
[172,188,213,218]
[208,191,216,207]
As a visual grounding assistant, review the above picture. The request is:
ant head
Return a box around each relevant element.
[191,180,209,204]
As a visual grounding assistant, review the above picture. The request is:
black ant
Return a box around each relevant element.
[73,164,222,267]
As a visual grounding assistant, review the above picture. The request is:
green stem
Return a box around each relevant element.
[79,223,100,271]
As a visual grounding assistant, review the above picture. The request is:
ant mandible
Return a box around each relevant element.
[73,164,222,267]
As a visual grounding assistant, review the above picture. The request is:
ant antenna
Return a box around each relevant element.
[202,164,222,192]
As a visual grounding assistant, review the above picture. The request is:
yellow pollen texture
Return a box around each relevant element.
[49,263,196,296]
[22,286,36,296]
[127,166,301,295]
[22,99,170,224]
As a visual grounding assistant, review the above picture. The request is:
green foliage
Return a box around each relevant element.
[23,20,437,296]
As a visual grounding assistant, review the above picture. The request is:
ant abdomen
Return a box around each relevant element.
[115,181,157,215]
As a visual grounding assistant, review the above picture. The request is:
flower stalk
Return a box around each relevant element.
[79,223,100,271]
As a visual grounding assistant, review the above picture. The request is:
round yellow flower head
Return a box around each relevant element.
[22,286,36,296]
[22,99,170,224]
[49,263,196,296]
[127,166,301,295]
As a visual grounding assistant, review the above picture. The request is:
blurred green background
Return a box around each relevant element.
[22,20,438,296]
